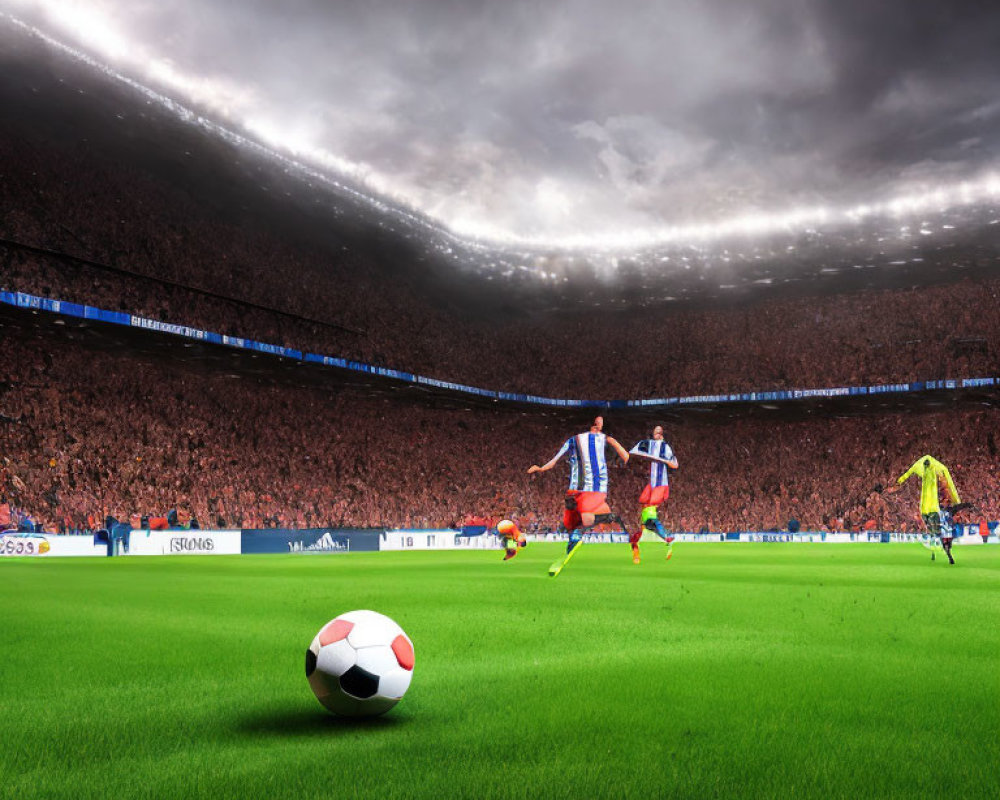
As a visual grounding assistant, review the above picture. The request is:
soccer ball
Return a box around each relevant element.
[305,610,414,717]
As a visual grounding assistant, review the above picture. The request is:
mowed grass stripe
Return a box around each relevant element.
[2,544,998,799]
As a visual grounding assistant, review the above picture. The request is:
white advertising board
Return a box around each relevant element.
[674,533,725,542]
[381,530,501,550]
[126,530,242,556]
[527,531,631,544]
[0,532,106,557]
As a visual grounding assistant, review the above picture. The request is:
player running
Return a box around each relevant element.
[628,425,678,564]
[890,455,961,564]
[497,520,527,561]
[527,416,630,574]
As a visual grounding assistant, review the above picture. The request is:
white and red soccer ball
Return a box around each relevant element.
[306,610,414,717]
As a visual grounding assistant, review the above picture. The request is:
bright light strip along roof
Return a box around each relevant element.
[4,11,1000,258]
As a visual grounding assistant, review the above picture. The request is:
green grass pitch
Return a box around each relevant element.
[2,543,998,799]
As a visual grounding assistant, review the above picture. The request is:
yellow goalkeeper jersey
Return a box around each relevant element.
[897,455,960,515]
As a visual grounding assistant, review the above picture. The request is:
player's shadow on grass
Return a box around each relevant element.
[237,708,406,739]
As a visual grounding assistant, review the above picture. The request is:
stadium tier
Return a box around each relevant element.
[3,311,999,534]
[3,122,1000,536]
[3,132,1000,403]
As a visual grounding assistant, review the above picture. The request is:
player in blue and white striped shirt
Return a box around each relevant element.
[528,416,630,556]
[628,426,678,563]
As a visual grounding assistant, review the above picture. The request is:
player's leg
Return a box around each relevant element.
[652,486,671,540]
[637,486,666,532]
[633,485,653,562]
[549,532,586,576]
[633,505,659,564]
[584,495,630,538]
[553,493,617,575]
[629,527,642,563]
[640,486,670,539]
[940,509,955,564]
[639,505,675,560]
[941,535,955,564]
[922,512,942,561]
[641,505,669,542]
[587,509,629,533]
[575,493,609,534]
[498,520,520,560]
[578,509,635,562]
[569,493,631,561]
[563,493,583,553]
[503,537,517,560]
[579,502,635,560]
[550,498,585,576]
[642,485,674,559]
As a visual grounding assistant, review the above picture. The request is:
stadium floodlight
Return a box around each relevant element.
[11,0,133,63]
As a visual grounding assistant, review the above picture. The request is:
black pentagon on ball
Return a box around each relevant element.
[339,665,380,699]
[305,648,317,677]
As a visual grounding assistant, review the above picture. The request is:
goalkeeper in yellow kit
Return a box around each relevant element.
[891,455,961,564]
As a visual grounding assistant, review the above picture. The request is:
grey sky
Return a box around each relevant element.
[7,0,1000,243]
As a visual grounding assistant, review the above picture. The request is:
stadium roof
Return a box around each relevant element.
[5,1,1000,253]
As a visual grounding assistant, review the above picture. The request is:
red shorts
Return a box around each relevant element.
[568,491,607,513]
[563,491,608,531]
[639,484,669,506]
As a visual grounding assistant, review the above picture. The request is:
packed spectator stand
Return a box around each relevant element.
[2,134,1000,403]
[3,316,999,536]
[2,133,999,537]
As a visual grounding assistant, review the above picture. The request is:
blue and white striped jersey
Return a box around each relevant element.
[554,432,610,492]
[630,439,675,488]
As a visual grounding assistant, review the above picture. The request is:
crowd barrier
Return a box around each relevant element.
[2,527,996,558]
[4,290,999,409]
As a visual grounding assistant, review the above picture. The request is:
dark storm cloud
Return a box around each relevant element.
[805,1,1000,173]
[10,0,1000,241]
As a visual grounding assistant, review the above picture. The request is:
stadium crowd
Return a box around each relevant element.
[3,133,1000,536]
[3,323,999,536]
[2,134,1000,405]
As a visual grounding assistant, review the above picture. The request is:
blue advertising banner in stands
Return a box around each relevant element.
[4,290,1000,410]
[240,528,382,554]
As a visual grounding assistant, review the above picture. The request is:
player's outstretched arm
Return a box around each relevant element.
[941,466,961,505]
[896,461,919,485]
[627,445,676,469]
[528,443,569,474]
[633,453,677,468]
[607,436,629,464]
[654,453,678,469]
